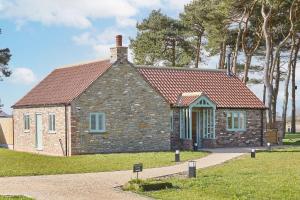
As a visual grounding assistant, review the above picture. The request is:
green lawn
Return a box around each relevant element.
[137,147,300,200]
[0,196,32,200]
[283,133,300,145]
[0,148,208,177]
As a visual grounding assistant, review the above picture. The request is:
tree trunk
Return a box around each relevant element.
[195,34,202,68]
[282,45,295,138]
[219,42,226,69]
[272,54,280,124]
[243,55,252,84]
[261,4,274,128]
[291,40,300,133]
[172,39,176,67]
[218,43,223,69]
[263,85,266,104]
[221,41,226,69]
[232,19,244,74]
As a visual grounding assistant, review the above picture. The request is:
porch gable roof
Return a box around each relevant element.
[176,92,216,108]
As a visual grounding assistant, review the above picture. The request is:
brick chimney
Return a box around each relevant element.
[110,35,128,63]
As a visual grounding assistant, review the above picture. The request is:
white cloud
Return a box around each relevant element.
[129,0,161,8]
[9,67,37,85]
[72,27,132,59]
[0,0,138,29]
[116,17,136,27]
[0,0,193,29]
[93,44,114,59]
[96,28,121,42]
[164,0,191,10]
[72,32,96,45]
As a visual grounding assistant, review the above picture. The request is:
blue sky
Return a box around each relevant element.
[0,0,299,115]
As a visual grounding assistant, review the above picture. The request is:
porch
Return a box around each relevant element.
[176,92,216,149]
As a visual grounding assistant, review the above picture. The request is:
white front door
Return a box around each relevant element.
[35,114,43,150]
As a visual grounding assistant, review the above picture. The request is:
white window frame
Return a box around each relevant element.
[89,112,106,133]
[24,113,30,132]
[48,113,56,133]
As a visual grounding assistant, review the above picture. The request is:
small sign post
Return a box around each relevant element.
[133,163,143,180]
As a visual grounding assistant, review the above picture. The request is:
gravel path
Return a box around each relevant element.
[0,148,249,200]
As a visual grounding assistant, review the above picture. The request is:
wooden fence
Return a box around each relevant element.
[0,117,13,148]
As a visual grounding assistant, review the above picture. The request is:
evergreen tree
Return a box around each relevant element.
[130,10,193,67]
[0,29,11,81]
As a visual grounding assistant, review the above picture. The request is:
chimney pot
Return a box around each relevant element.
[116,35,122,47]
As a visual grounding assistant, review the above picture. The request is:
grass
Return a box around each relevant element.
[0,196,32,200]
[0,148,208,177]
[283,133,300,145]
[136,147,300,200]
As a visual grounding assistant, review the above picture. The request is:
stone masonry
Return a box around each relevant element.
[13,106,70,156]
[70,62,172,154]
[214,109,265,147]
[171,108,265,149]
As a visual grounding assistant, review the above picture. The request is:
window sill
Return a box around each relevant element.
[89,130,107,134]
[226,129,246,132]
[24,130,30,133]
[48,131,56,134]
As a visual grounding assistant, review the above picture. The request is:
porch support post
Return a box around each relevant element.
[189,107,192,139]
[213,108,216,138]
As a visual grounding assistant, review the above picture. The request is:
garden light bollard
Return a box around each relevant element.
[194,143,198,151]
[251,149,256,158]
[267,142,271,151]
[188,160,196,178]
[175,150,180,162]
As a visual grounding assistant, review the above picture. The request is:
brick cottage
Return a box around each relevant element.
[12,35,266,156]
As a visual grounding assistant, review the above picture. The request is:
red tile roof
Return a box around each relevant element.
[176,92,203,106]
[137,67,266,109]
[13,59,265,109]
[13,60,112,107]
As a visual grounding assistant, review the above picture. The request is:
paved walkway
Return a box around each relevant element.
[0,148,249,200]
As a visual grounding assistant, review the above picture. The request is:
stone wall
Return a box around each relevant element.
[71,61,171,154]
[13,106,69,156]
[170,108,265,149]
[170,108,181,150]
[214,109,265,147]
[0,117,13,147]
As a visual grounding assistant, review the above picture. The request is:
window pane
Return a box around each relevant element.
[49,115,52,131]
[207,109,210,134]
[98,114,103,131]
[170,111,173,131]
[24,115,29,130]
[24,116,26,129]
[53,115,55,131]
[227,112,232,129]
[27,116,29,130]
[90,114,96,130]
[233,113,239,129]
[239,112,245,129]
